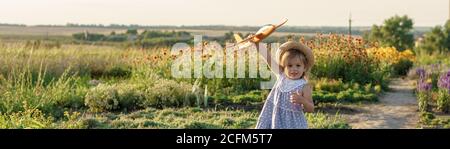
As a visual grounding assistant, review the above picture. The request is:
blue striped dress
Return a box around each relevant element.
[255,73,308,129]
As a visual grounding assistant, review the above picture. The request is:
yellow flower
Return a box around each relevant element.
[426,78,432,84]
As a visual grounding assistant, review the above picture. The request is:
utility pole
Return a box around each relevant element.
[349,12,352,37]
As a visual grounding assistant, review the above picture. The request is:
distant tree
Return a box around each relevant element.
[224,31,235,42]
[444,20,450,50]
[72,32,85,40]
[420,26,447,54]
[419,20,450,54]
[72,32,105,41]
[367,15,414,51]
[366,25,382,43]
[126,29,138,35]
[104,35,128,42]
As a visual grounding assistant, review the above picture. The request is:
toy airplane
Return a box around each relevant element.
[229,18,288,50]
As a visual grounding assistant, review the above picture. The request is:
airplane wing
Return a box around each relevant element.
[233,34,254,45]
[276,18,288,28]
[233,34,244,43]
[227,33,256,49]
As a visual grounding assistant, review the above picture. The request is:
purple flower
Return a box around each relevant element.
[438,70,450,91]
[416,68,426,80]
[417,81,432,92]
[416,68,432,92]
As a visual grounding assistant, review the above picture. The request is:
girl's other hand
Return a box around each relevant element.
[290,90,306,105]
[290,85,314,113]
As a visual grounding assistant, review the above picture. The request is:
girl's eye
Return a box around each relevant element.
[287,65,292,67]
[296,65,301,67]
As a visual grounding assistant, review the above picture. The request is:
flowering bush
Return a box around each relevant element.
[366,47,415,65]
[366,47,415,76]
[116,84,145,112]
[142,79,196,108]
[307,34,406,90]
[85,84,120,113]
[416,68,432,112]
[309,34,380,85]
[437,71,450,113]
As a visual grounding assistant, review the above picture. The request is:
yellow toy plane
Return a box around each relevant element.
[231,18,288,49]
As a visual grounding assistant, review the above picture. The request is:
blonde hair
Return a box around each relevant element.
[279,49,312,78]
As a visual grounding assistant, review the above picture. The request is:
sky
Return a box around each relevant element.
[0,0,448,27]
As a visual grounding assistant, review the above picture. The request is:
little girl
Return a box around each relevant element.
[255,41,315,129]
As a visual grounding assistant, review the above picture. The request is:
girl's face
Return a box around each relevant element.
[283,56,305,80]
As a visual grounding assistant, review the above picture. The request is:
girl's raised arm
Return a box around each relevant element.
[256,43,282,76]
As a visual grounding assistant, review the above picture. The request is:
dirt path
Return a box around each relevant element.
[343,78,419,129]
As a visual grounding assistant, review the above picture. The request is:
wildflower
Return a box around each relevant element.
[416,68,426,80]
[426,78,432,84]
[417,81,432,92]
[300,36,305,44]
[438,70,450,91]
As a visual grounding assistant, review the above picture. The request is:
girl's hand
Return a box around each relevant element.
[290,85,315,113]
[290,90,307,105]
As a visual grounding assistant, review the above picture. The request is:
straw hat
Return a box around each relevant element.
[276,41,315,70]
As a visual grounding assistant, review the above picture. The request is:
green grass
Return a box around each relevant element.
[0,65,87,116]
[419,112,450,129]
[0,106,351,129]
[0,42,144,78]
[76,108,351,129]
[310,78,381,103]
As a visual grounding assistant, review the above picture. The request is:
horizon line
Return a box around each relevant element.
[0,22,437,28]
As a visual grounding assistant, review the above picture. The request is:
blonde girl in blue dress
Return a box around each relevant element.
[256,41,315,129]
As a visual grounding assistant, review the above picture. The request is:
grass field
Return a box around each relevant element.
[0,24,447,129]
